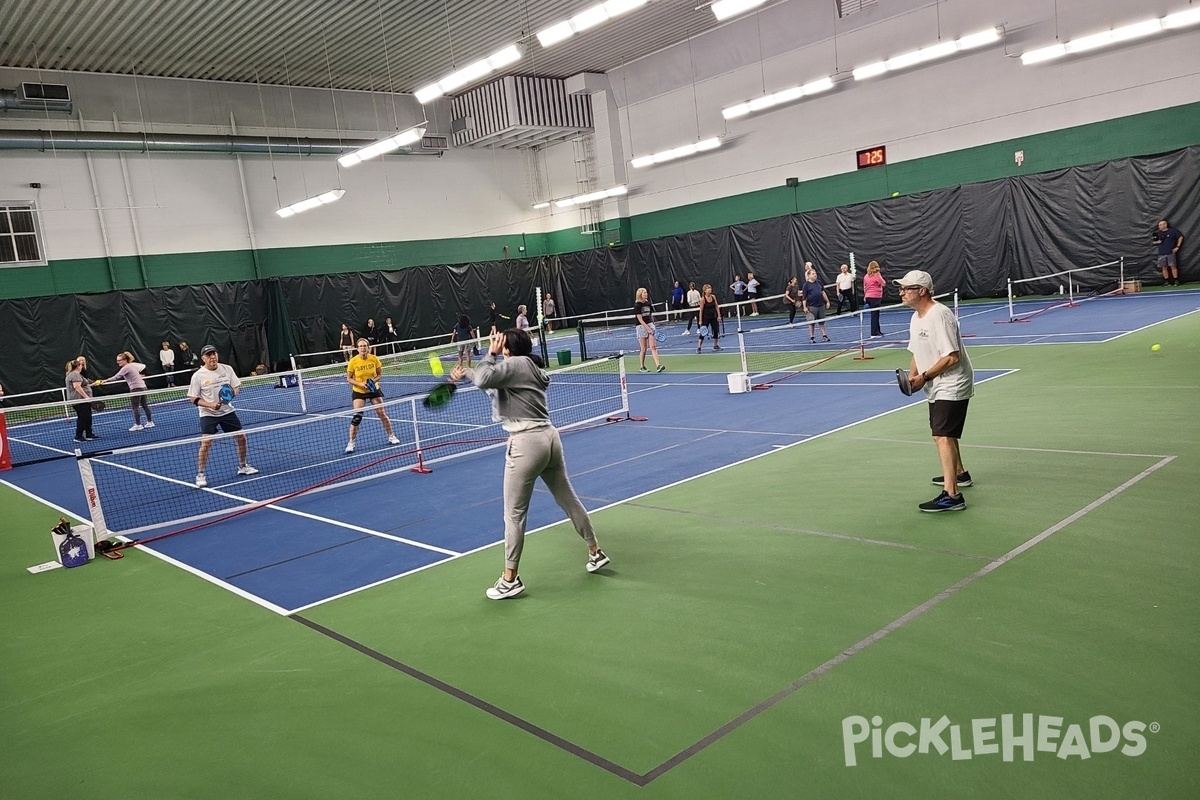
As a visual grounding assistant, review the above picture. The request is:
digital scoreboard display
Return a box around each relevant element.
[856,146,887,169]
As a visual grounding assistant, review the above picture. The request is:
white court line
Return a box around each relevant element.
[852,436,1172,460]
[2,479,92,527]
[288,369,1021,614]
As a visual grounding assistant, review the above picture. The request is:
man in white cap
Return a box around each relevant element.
[895,270,973,512]
[187,344,258,488]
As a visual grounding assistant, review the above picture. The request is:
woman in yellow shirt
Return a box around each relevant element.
[345,339,401,453]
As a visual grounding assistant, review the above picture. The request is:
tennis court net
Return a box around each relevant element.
[1005,259,1126,323]
[78,354,628,540]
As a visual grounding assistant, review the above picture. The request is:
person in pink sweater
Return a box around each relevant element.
[863,260,886,338]
[96,351,154,431]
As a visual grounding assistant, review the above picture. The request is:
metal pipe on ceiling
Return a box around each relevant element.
[0,129,440,155]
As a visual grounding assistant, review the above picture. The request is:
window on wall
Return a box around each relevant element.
[0,204,48,267]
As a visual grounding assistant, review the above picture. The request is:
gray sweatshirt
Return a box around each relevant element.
[467,354,550,430]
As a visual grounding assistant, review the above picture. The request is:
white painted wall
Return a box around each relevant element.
[598,0,1200,214]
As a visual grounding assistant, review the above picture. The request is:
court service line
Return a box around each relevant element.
[623,501,995,562]
[637,454,1176,784]
[852,436,1172,460]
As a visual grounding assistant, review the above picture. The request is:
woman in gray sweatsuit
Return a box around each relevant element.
[451,328,610,600]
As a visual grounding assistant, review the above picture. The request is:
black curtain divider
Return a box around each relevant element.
[2,145,1196,396]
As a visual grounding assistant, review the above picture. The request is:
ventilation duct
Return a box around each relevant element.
[1,83,74,113]
[451,76,592,149]
[0,129,446,156]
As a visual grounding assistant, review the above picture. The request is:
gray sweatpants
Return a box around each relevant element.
[503,425,596,571]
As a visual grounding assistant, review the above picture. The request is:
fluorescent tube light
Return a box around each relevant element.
[711,0,767,22]
[277,189,345,218]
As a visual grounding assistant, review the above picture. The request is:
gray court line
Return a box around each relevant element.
[638,454,1174,783]
[623,501,996,562]
[290,455,1174,786]
[290,615,646,785]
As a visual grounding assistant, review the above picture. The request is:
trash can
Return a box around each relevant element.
[726,372,751,394]
[557,349,572,366]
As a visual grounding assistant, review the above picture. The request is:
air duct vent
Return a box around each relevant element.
[1,82,74,113]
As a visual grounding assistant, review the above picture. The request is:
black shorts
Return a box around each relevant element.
[352,390,384,402]
[928,399,970,439]
[200,411,244,435]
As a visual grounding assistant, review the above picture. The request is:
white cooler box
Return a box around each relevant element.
[727,372,751,394]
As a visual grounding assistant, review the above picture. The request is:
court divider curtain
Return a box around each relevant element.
[1,145,1195,393]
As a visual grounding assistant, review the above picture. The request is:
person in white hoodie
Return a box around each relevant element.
[450,327,610,600]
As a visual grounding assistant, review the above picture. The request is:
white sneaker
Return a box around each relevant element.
[195,473,207,488]
[485,575,525,600]
[387,436,400,445]
[143,421,155,429]
[750,312,759,316]
[345,441,355,453]
[681,330,690,336]
[236,464,259,476]
[586,549,610,573]
[129,424,144,432]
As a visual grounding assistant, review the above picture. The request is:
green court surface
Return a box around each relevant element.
[2,306,1197,799]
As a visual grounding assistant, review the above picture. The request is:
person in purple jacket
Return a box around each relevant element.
[95,351,154,432]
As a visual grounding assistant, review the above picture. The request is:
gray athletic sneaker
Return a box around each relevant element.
[485,575,525,600]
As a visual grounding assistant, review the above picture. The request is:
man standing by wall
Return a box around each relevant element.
[1154,220,1184,286]
[895,270,974,513]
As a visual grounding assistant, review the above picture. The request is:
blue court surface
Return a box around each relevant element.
[5,288,1197,614]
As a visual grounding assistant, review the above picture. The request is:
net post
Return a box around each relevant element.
[1120,256,1125,291]
[1007,278,1014,321]
[60,387,70,421]
[852,306,874,361]
[1068,269,1076,307]
[408,397,431,474]
[292,355,309,413]
[76,456,110,539]
[954,289,960,318]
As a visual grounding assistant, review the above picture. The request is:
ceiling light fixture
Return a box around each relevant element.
[338,124,426,167]
[722,76,834,120]
[1021,8,1200,65]
[631,137,721,168]
[276,189,345,218]
[852,26,1002,80]
[414,43,522,104]
[549,185,628,209]
[710,0,768,22]
[536,0,649,49]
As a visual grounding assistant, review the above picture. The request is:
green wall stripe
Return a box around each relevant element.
[3,102,1198,300]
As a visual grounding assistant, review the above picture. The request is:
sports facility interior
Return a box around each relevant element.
[1,1,1198,798]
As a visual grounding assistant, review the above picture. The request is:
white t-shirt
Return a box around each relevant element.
[836,273,854,291]
[159,348,175,367]
[686,289,701,307]
[187,363,241,417]
[907,303,974,402]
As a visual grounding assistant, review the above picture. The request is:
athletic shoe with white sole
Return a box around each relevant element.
[387,436,400,445]
[236,464,259,476]
[931,471,973,488]
[345,441,355,453]
[656,365,666,373]
[919,491,966,512]
[129,424,144,432]
[485,575,525,600]
[195,473,208,488]
[143,421,155,428]
[586,549,610,573]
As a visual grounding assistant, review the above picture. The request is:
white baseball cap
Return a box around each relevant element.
[892,270,934,291]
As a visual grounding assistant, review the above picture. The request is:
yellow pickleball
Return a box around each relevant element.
[428,353,444,376]
[1151,343,1161,352]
